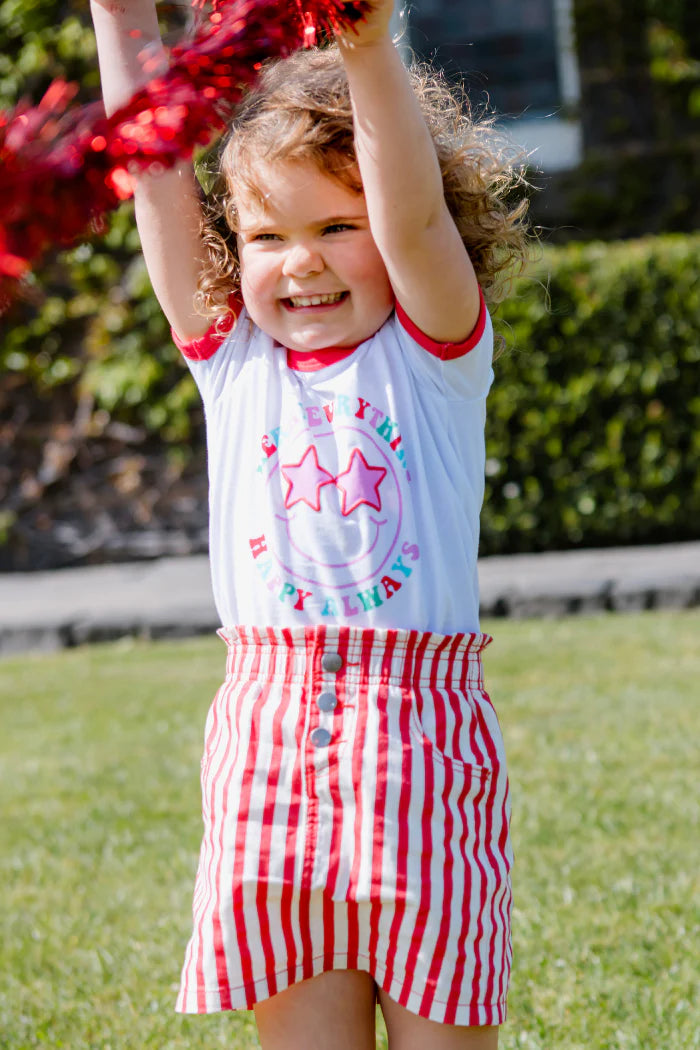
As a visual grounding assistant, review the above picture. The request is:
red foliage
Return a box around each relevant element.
[0,0,369,309]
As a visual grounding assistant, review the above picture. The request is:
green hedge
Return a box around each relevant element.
[481,233,700,553]
[2,229,698,558]
[1,208,201,444]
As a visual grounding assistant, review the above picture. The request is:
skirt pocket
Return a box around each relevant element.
[407,683,496,778]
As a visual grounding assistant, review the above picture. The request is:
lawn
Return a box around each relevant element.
[1,611,698,1049]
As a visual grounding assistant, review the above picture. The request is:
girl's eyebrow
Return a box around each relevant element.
[237,216,281,234]
[320,213,368,224]
[238,221,273,232]
[239,212,368,234]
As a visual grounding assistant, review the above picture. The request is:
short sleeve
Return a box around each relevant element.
[393,292,494,402]
[172,315,234,362]
[173,309,257,404]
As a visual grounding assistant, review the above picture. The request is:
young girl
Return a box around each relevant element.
[90,1,529,1046]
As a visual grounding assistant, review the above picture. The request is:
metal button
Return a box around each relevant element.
[317,692,338,712]
[310,727,332,748]
[322,652,343,673]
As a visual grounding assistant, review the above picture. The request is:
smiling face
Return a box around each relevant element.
[234,160,394,353]
[266,423,403,590]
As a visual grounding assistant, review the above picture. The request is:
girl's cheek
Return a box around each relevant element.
[240,251,273,291]
[238,257,259,296]
[237,268,256,311]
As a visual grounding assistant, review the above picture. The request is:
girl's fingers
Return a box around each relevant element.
[336,0,395,48]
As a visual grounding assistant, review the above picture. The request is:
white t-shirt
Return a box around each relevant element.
[176,297,493,634]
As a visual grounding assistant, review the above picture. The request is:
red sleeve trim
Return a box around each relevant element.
[395,288,487,360]
[171,297,240,361]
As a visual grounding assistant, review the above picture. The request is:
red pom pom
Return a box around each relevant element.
[0,0,371,308]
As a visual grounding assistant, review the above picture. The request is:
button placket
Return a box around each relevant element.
[321,652,343,673]
[310,649,344,760]
[317,691,338,712]
[310,726,332,748]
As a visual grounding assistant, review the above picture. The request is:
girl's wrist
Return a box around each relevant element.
[337,31,395,61]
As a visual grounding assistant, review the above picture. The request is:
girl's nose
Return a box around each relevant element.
[282,241,324,277]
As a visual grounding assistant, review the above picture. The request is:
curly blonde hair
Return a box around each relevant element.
[195,44,530,323]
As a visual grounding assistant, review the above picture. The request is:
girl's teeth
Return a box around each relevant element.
[289,292,344,307]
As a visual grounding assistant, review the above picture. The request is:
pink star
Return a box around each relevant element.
[281,446,335,511]
[335,449,387,517]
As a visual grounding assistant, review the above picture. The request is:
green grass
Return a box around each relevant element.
[1,611,698,1049]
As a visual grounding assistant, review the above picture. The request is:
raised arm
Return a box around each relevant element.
[90,0,210,340]
[337,1,481,344]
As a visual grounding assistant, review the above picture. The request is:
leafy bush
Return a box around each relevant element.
[0,208,202,444]
[2,230,698,562]
[481,233,700,553]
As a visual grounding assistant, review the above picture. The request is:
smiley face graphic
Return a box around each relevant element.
[264,424,404,590]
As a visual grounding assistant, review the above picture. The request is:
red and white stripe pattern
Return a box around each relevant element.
[177,625,512,1026]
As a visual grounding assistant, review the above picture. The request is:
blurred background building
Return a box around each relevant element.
[398,0,582,173]
[393,0,700,239]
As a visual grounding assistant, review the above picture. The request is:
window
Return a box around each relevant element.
[404,0,582,170]
[410,0,560,114]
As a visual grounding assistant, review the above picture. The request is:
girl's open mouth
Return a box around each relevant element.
[283,291,349,310]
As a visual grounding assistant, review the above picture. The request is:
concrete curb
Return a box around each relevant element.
[0,542,698,656]
[477,543,700,619]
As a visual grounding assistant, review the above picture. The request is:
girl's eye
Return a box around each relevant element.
[323,223,354,234]
[253,232,281,242]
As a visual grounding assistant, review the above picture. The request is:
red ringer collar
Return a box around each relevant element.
[286,345,357,372]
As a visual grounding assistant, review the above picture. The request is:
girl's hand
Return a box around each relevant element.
[336,0,395,49]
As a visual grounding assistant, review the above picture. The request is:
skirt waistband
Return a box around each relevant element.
[217,625,492,689]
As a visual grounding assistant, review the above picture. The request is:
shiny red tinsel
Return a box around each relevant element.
[0,0,369,307]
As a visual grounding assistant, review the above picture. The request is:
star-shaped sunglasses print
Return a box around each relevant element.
[335,448,387,516]
[281,446,335,511]
[281,446,387,516]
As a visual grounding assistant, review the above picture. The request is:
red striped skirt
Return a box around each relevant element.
[176,625,512,1026]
